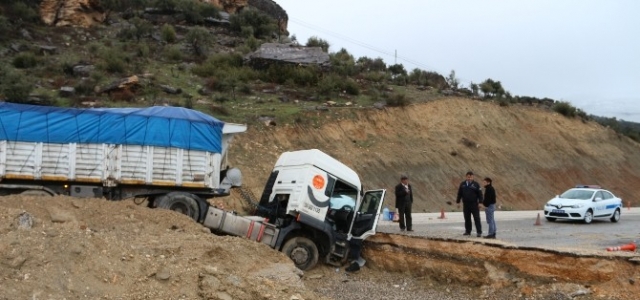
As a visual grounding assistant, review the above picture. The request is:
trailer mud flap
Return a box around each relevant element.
[203,207,279,247]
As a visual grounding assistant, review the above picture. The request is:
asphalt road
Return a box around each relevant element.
[376,208,640,253]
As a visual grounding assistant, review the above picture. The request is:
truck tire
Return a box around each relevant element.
[155,192,200,222]
[282,237,319,271]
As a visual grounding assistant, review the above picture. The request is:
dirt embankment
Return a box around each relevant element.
[230,98,640,212]
[0,196,323,300]
[363,233,640,299]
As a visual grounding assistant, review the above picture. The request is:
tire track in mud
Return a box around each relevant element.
[363,233,640,299]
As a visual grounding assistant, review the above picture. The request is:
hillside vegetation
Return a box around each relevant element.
[0,0,639,212]
[231,97,640,212]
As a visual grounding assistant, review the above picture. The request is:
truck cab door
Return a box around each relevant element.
[348,189,386,240]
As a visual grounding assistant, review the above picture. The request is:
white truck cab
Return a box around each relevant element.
[203,149,386,270]
[256,149,386,269]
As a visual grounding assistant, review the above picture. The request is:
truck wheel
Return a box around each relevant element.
[282,237,319,271]
[155,192,200,222]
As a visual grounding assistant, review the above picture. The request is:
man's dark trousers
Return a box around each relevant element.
[463,202,482,234]
[398,201,412,230]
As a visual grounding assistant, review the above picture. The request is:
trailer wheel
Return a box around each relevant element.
[282,237,319,271]
[155,192,200,221]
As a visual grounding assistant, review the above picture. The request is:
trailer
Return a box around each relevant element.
[0,102,246,222]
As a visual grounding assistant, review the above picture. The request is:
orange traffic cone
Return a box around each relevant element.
[438,208,446,219]
[534,213,542,226]
[606,242,636,252]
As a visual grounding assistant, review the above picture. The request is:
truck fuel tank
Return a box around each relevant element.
[203,206,279,248]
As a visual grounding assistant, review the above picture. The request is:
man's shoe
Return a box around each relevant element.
[462,232,471,236]
[400,228,406,232]
[345,262,360,272]
[407,229,414,232]
[483,234,496,239]
[477,233,482,237]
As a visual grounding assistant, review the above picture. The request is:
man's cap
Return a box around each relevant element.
[400,175,408,179]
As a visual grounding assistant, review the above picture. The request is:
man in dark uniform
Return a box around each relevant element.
[395,175,413,232]
[456,171,483,237]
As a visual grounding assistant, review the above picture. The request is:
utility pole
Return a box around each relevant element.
[394,50,397,65]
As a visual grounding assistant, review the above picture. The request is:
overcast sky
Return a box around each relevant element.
[276,0,640,122]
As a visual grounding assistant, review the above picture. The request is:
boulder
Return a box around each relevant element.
[40,0,106,27]
[99,75,140,94]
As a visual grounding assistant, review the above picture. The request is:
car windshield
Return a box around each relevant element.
[559,189,594,200]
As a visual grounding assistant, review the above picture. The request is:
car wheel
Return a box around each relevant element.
[583,209,593,224]
[545,217,556,222]
[610,208,621,223]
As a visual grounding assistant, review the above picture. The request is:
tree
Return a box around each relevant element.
[306,36,330,53]
[446,70,459,90]
[479,78,505,98]
[186,26,214,57]
[469,82,479,96]
[388,64,407,76]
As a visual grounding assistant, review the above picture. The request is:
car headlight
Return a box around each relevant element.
[571,204,584,208]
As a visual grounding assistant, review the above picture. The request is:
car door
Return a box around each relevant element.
[601,191,618,216]
[348,189,386,240]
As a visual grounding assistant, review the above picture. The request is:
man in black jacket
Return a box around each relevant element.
[395,175,413,232]
[456,171,483,237]
[482,177,497,239]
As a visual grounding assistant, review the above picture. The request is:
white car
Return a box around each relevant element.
[543,185,623,224]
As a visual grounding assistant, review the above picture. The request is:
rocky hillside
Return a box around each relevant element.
[230,97,640,212]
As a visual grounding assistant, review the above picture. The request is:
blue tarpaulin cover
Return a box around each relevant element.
[0,102,224,153]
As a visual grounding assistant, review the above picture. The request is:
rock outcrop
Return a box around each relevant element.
[40,0,106,27]
[244,43,330,69]
[205,0,248,13]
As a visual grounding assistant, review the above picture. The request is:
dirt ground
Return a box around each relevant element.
[0,195,322,300]
[2,195,639,300]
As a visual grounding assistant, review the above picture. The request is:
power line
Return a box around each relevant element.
[287,17,477,87]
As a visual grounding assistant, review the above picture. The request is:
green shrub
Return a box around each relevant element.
[117,17,152,41]
[99,49,127,74]
[186,26,214,57]
[386,92,411,107]
[136,43,150,58]
[552,101,577,117]
[316,74,341,97]
[292,66,320,87]
[161,24,177,43]
[192,53,244,77]
[0,16,10,40]
[262,64,296,85]
[306,36,330,52]
[246,35,260,51]
[0,67,33,103]
[163,45,184,62]
[343,79,360,96]
[11,2,39,23]
[12,52,39,69]
[362,71,387,83]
